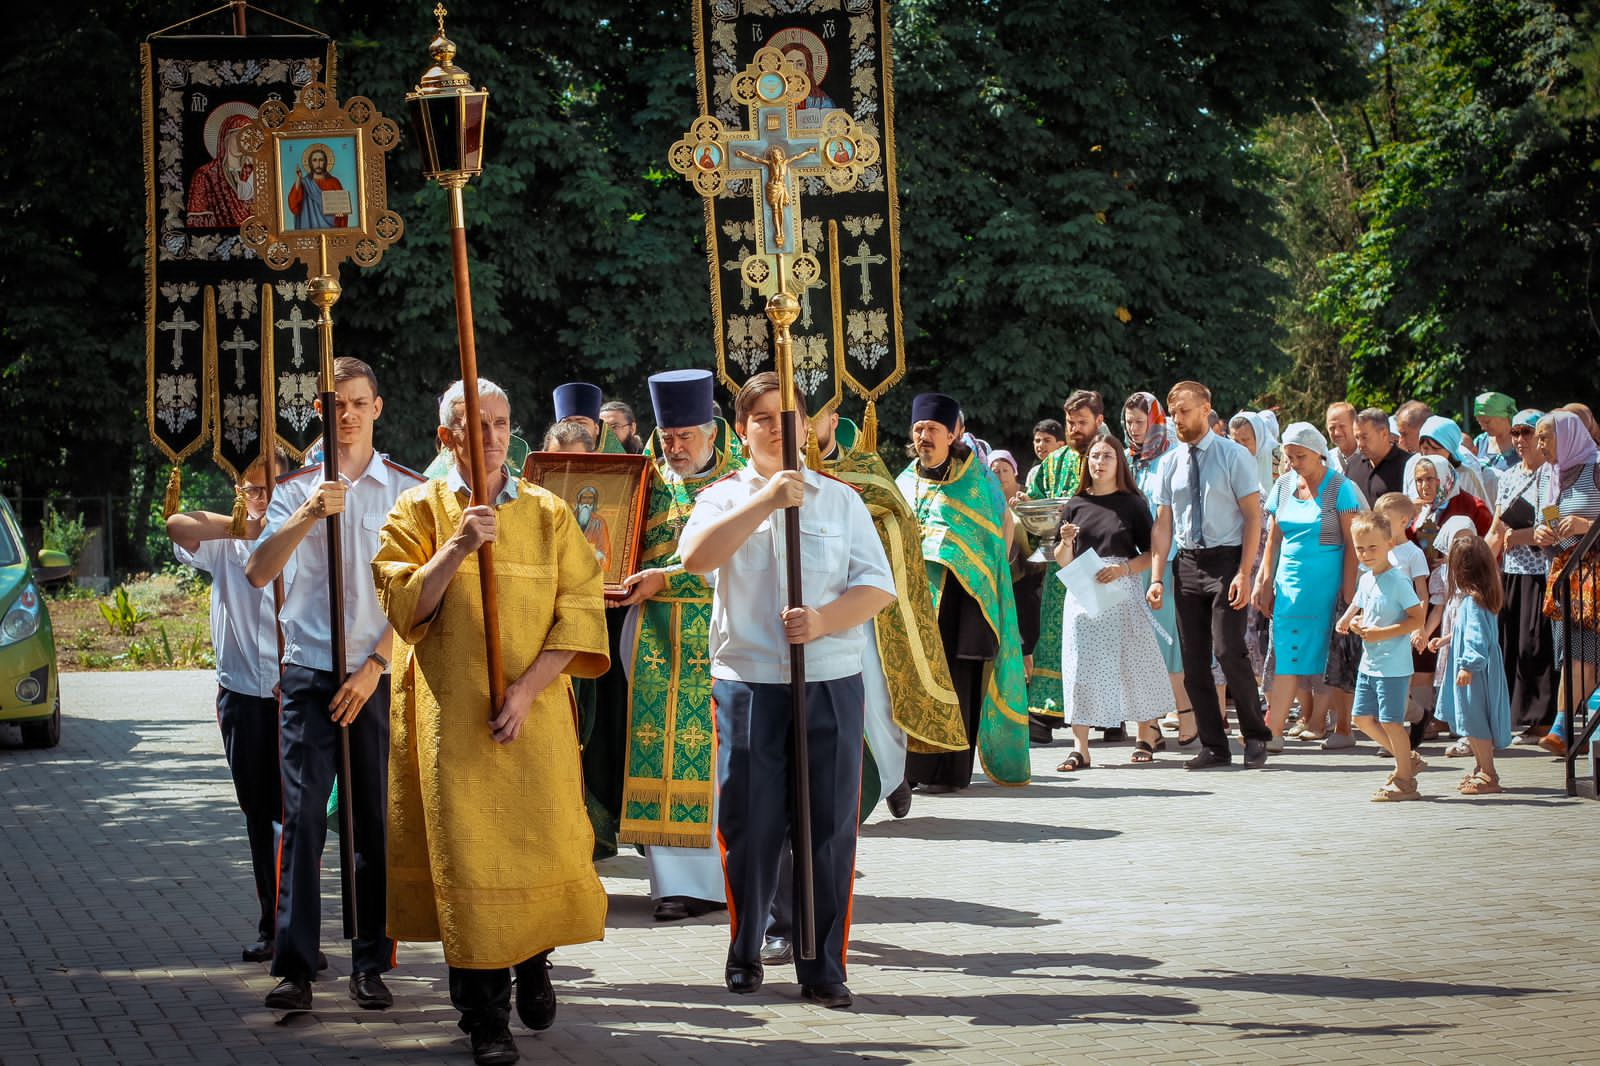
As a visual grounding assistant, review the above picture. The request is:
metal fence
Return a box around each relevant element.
[2,493,234,587]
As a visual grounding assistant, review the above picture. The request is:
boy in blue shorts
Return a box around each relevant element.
[1338,512,1427,801]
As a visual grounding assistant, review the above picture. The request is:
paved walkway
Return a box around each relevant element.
[1,671,1597,1065]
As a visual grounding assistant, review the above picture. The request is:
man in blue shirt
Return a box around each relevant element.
[1148,381,1270,769]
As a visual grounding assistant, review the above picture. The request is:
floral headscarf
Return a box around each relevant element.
[1123,392,1173,468]
[1404,452,1458,532]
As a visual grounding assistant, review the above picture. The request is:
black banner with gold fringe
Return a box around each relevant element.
[693,0,904,422]
[142,32,335,505]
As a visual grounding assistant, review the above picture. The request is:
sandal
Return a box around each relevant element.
[1458,777,1505,795]
[1057,751,1091,772]
[1130,741,1155,764]
[1176,709,1198,746]
[1444,740,1471,758]
[1372,778,1421,802]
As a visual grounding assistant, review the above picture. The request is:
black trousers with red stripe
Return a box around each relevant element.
[271,664,395,981]
[714,675,863,987]
[215,687,282,941]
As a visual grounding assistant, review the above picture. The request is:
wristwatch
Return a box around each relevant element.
[367,651,390,671]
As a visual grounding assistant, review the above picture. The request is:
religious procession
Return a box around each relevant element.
[4,2,1600,1064]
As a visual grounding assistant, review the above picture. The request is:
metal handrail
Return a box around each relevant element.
[1556,518,1600,797]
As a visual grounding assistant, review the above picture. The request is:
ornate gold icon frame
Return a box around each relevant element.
[239,82,405,273]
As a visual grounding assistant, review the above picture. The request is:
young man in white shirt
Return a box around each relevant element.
[246,357,424,1012]
[166,448,287,964]
[679,372,895,1011]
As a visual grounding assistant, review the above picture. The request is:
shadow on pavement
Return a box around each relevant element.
[860,815,1118,844]
[852,894,1059,928]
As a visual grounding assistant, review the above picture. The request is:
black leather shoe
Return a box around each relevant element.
[760,935,793,965]
[654,895,725,921]
[801,982,853,1009]
[885,782,912,819]
[1185,748,1233,770]
[243,938,273,962]
[514,953,555,1031]
[1243,738,1269,768]
[469,1023,520,1065]
[317,951,329,973]
[725,965,763,994]
[264,977,311,1011]
[349,971,393,1010]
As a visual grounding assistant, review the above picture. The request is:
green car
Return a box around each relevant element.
[0,496,59,747]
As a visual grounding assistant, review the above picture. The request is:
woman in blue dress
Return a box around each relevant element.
[1252,423,1363,742]
[1122,392,1194,741]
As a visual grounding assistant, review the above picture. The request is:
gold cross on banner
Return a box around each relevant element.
[669,46,878,300]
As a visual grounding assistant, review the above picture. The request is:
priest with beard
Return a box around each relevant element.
[894,393,1030,794]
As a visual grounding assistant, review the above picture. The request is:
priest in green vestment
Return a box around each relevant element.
[896,393,1030,791]
[811,408,970,814]
[611,369,743,921]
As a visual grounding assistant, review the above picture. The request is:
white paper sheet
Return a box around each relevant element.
[1055,547,1129,617]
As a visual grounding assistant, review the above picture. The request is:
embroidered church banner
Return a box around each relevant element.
[142,34,336,472]
[692,0,904,411]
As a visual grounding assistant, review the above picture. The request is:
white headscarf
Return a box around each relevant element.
[1229,411,1279,495]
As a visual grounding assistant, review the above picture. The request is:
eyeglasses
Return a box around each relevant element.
[241,485,269,498]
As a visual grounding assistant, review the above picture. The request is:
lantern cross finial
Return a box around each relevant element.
[434,4,448,34]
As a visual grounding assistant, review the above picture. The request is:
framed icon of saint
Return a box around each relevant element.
[238,82,404,273]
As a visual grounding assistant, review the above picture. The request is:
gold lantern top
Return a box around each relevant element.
[407,4,490,185]
[415,4,473,94]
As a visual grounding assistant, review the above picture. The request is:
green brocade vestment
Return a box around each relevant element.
[1024,446,1081,717]
[896,452,1031,786]
[619,424,743,848]
[826,421,968,755]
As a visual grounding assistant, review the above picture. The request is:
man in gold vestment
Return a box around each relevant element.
[374,379,609,1066]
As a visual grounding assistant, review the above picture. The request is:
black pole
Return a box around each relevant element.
[780,413,818,962]
[319,391,358,941]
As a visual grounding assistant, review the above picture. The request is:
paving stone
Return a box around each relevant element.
[1,671,1596,1064]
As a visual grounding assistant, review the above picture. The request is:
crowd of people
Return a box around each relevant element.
[163,365,1600,1064]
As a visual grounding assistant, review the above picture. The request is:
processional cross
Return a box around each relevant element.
[670,46,877,309]
[668,46,880,967]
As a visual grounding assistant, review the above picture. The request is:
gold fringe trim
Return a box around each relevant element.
[616,827,715,849]
[805,423,822,469]
[163,466,183,519]
[228,488,249,537]
[863,399,878,452]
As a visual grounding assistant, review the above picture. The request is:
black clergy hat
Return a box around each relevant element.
[911,392,961,432]
[648,369,715,430]
[553,382,603,423]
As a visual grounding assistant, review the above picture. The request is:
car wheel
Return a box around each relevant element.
[20,694,60,749]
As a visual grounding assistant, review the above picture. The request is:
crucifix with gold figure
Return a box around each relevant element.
[669,45,879,965]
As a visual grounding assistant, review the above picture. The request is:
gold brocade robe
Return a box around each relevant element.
[373,477,610,969]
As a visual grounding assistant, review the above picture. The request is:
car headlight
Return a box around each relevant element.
[0,583,43,646]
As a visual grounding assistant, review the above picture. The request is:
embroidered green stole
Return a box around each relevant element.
[897,452,1031,786]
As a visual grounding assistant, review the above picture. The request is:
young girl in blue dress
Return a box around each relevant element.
[1433,534,1513,795]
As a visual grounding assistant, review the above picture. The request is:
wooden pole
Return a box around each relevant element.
[765,260,817,962]
[443,180,506,718]
[310,237,359,940]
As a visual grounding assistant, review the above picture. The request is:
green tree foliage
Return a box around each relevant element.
[3,1,1357,570]
[889,0,1360,441]
[1306,0,1600,415]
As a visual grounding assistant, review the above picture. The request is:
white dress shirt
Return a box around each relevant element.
[173,538,279,699]
[683,465,895,684]
[255,451,425,675]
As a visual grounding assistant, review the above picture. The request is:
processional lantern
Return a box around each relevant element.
[405,4,506,720]
[406,4,489,186]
